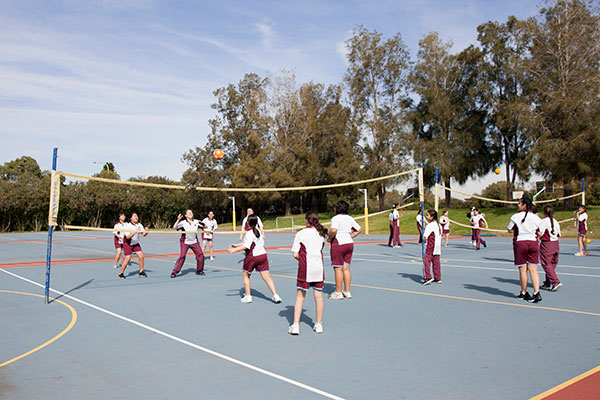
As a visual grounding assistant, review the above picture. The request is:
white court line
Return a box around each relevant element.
[268,251,600,278]
[353,252,600,270]
[0,269,344,400]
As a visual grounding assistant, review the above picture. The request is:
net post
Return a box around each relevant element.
[434,167,439,212]
[419,165,424,261]
[229,196,236,231]
[582,178,586,205]
[359,188,369,235]
[45,147,58,304]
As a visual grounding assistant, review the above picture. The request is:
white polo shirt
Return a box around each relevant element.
[508,211,542,241]
[243,230,266,256]
[201,217,218,239]
[292,227,327,282]
[176,219,201,245]
[330,214,361,245]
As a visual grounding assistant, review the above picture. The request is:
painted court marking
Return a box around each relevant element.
[0,269,344,400]
[0,290,78,368]
[530,365,600,400]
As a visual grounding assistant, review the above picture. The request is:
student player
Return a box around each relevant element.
[239,208,264,240]
[112,213,126,269]
[202,211,218,261]
[328,200,361,300]
[228,215,282,304]
[422,210,442,285]
[388,203,402,248]
[538,205,562,291]
[508,196,542,303]
[574,205,589,256]
[289,211,328,335]
[119,213,149,279]
[440,210,450,246]
[471,208,488,250]
[171,209,205,278]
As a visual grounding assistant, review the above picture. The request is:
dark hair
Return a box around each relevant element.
[247,214,260,239]
[335,200,349,215]
[428,209,442,235]
[472,207,479,212]
[520,195,533,223]
[580,204,587,211]
[392,203,398,208]
[306,211,328,238]
[543,205,555,235]
[117,212,125,221]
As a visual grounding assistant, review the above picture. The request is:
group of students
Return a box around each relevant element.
[112,202,362,335]
[388,208,451,248]
[229,200,361,335]
[111,198,589,333]
[112,210,218,279]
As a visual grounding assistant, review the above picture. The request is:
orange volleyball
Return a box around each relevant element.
[213,149,224,160]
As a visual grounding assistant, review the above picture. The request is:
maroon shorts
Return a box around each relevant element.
[330,240,354,266]
[297,280,324,291]
[243,254,269,274]
[114,236,123,249]
[202,234,213,241]
[513,240,539,267]
[442,229,450,235]
[123,242,142,256]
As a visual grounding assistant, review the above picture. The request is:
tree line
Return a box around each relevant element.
[1,0,599,232]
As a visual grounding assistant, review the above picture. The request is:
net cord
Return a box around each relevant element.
[437,184,583,205]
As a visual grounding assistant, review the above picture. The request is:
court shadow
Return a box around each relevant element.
[278,305,314,326]
[463,283,515,298]
[323,282,336,294]
[492,277,521,286]
[483,257,513,263]
[179,268,197,277]
[398,273,423,284]
[52,279,94,302]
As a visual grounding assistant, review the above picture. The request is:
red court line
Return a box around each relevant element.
[0,237,436,269]
[536,367,600,400]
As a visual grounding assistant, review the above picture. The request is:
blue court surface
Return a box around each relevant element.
[1,231,598,399]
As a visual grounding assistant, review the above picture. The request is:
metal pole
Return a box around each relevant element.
[229,196,236,231]
[359,188,369,235]
[419,164,424,261]
[434,167,439,212]
[582,178,586,205]
[45,147,58,304]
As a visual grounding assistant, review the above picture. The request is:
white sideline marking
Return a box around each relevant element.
[0,269,345,400]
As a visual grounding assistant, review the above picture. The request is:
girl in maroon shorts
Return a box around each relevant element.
[228,215,281,304]
[119,213,148,279]
[538,205,562,291]
[507,196,542,303]
[289,211,328,335]
[112,213,126,269]
[328,200,361,300]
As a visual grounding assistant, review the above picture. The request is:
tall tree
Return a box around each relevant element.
[344,26,411,210]
[478,17,537,201]
[182,73,274,211]
[409,32,497,208]
[528,0,600,183]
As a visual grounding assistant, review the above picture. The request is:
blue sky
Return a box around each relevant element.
[1,0,541,194]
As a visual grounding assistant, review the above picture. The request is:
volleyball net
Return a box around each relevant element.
[433,183,585,234]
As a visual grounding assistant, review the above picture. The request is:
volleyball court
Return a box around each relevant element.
[1,165,598,400]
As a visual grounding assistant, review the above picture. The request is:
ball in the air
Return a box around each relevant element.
[587,238,591,243]
[494,168,501,175]
[213,149,224,160]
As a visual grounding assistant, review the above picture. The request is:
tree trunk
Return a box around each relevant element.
[443,177,451,209]
[504,143,512,202]
[378,186,385,211]
[284,195,292,216]
[563,182,574,210]
[311,192,319,212]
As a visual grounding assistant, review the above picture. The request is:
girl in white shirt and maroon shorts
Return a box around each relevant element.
[289,211,328,335]
[328,200,361,300]
[507,196,542,303]
[228,215,281,304]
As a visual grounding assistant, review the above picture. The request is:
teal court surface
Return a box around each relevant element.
[1,231,598,399]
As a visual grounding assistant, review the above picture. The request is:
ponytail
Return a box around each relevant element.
[306,211,328,238]
[520,196,532,223]
[428,209,442,235]
[247,215,261,239]
[543,205,555,235]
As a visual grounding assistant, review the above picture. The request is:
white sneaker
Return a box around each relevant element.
[272,294,282,303]
[113,264,118,269]
[574,252,584,256]
[328,291,344,300]
[288,323,299,335]
[313,322,323,334]
[210,256,215,261]
[342,291,352,299]
[240,295,252,303]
